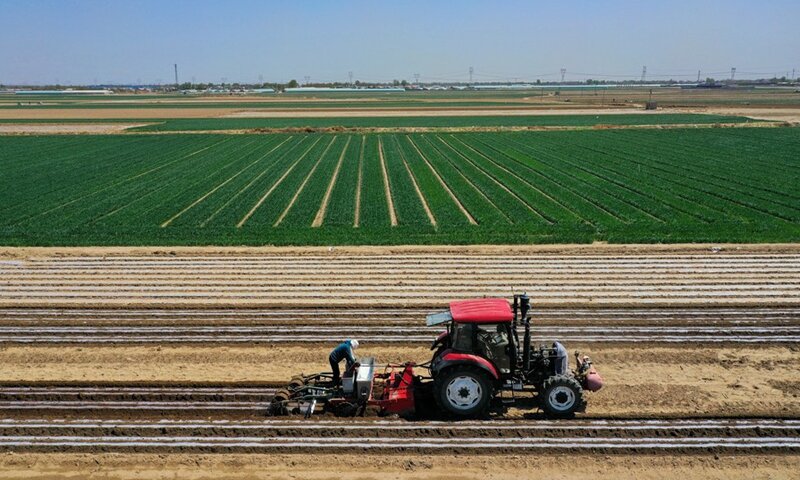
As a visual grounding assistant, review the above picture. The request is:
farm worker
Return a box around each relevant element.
[329,339,359,385]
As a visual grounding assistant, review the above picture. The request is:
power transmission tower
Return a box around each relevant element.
[258,74,264,84]
[697,70,701,83]
[793,68,796,81]
[560,68,566,83]
[174,64,178,87]
[304,75,310,85]
[413,73,420,85]
[469,66,474,84]
[348,71,353,85]
[730,67,736,81]
[641,66,647,83]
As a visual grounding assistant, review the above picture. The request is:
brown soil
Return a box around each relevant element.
[1,344,798,419]
[0,108,236,119]
[2,245,797,308]
[312,137,351,227]
[699,107,800,123]
[1,452,796,479]
[0,124,150,134]
[377,138,398,226]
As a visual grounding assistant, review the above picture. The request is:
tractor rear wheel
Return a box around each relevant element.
[268,388,291,416]
[540,375,585,418]
[434,366,493,418]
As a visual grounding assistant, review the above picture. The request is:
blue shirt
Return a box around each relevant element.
[329,340,356,367]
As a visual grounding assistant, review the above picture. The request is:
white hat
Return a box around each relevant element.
[350,339,360,349]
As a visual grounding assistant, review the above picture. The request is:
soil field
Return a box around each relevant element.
[2,246,798,308]
[2,128,798,245]
[1,307,796,344]
[0,343,798,418]
[1,452,796,480]
[0,245,798,476]
[0,123,148,134]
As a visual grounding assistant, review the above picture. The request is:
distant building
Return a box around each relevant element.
[14,89,113,95]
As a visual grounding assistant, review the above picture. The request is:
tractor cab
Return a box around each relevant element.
[427,298,515,376]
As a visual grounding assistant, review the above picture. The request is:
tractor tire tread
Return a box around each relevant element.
[433,365,494,419]
[540,374,585,418]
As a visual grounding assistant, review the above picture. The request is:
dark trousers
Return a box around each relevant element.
[329,357,341,385]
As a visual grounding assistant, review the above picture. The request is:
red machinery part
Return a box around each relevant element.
[438,350,500,380]
[371,363,416,416]
[584,368,604,392]
[449,298,513,323]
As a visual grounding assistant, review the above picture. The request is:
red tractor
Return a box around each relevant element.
[270,294,602,419]
[426,294,602,418]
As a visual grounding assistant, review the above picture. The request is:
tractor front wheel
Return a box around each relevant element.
[434,366,493,418]
[540,375,585,418]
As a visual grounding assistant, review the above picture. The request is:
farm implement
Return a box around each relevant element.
[269,295,603,419]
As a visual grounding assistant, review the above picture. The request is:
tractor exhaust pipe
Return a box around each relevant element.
[519,294,531,372]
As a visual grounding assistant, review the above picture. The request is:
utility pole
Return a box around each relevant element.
[730,67,736,81]
[469,66,474,84]
[174,64,178,87]
[348,71,353,85]
[641,66,647,83]
[560,68,566,83]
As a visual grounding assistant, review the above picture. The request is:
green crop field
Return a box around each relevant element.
[0,100,530,110]
[130,114,755,131]
[1,128,798,246]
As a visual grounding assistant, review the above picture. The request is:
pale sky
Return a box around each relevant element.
[1,0,798,85]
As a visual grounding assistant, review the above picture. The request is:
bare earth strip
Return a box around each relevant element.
[394,138,437,227]
[0,344,797,418]
[273,136,338,226]
[0,124,150,134]
[692,107,800,123]
[312,137,352,227]
[161,137,293,228]
[406,136,477,224]
[235,137,323,228]
[423,136,511,223]
[0,244,798,308]
[2,453,796,480]
[377,138,398,226]
[0,108,238,119]
[353,136,365,228]
[441,135,551,222]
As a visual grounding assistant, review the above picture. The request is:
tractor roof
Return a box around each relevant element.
[449,298,513,323]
